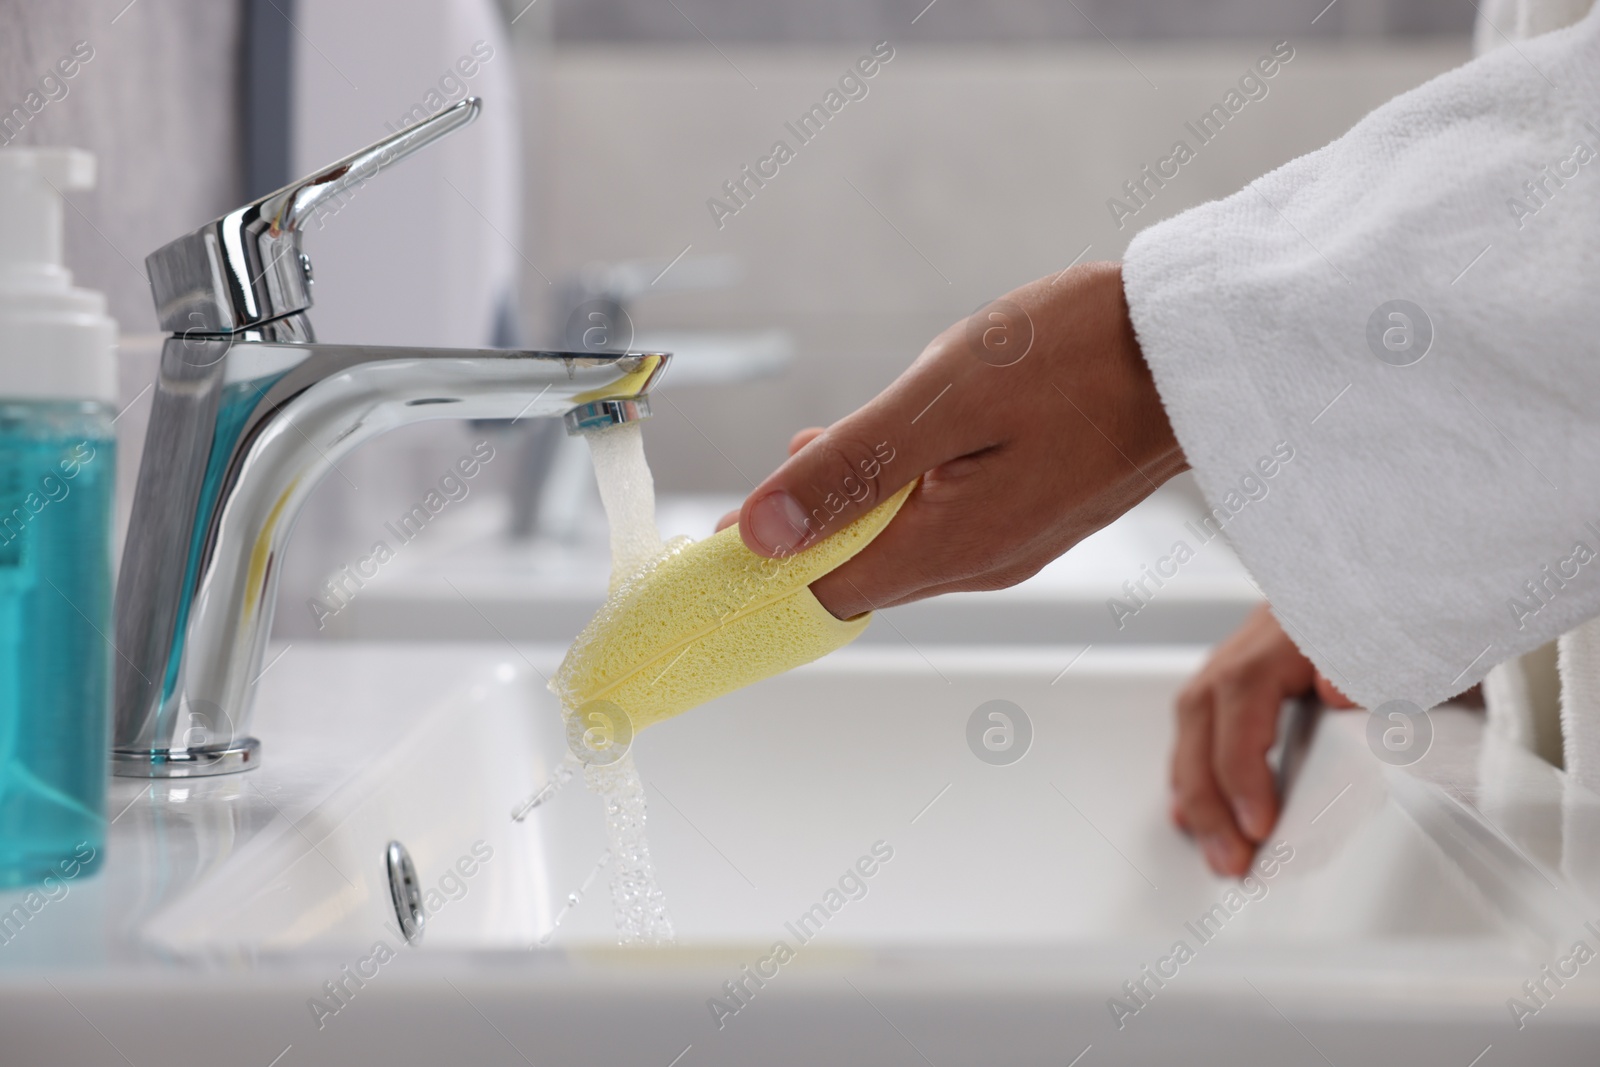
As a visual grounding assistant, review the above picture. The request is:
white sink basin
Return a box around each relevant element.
[4,644,1599,1065]
[144,648,1493,954]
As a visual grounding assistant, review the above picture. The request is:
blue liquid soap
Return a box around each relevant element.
[0,402,114,887]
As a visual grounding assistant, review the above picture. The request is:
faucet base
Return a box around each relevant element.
[110,738,261,778]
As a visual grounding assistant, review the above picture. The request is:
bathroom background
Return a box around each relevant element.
[0,0,1472,639]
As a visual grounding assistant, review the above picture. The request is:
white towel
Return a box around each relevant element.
[1559,619,1600,787]
[1123,4,1600,713]
[1481,639,1563,764]
[1477,0,1600,792]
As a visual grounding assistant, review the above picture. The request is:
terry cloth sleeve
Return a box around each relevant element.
[1122,7,1600,711]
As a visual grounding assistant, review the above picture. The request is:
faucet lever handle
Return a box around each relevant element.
[145,97,482,336]
[267,96,481,236]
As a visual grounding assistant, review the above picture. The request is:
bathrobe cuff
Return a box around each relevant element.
[1123,7,1600,709]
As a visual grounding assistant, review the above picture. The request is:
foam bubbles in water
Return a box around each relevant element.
[585,422,664,590]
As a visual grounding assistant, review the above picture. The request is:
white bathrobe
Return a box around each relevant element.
[1123,0,1600,783]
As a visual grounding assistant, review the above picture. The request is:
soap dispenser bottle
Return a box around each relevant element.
[0,148,117,887]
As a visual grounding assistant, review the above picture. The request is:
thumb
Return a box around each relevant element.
[716,428,823,533]
[738,345,990,557]
[739,435,904,557]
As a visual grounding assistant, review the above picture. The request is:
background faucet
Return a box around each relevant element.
[111,98,668,778]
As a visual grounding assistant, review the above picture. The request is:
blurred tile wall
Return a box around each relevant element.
[521,37,1470,491]
[0,0,244,333]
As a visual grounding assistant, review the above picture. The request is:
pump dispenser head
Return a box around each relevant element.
[0,148,115,403]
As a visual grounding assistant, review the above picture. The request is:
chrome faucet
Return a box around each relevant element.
[111,98,667,777]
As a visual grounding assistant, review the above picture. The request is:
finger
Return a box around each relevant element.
[788,427,825,456]
[1313,673,1357,708]
[716,430,825,534]
[1211,675,1287,842]
[1170,685,1254,877]
[720,428,832,537]
[738,334,995,557]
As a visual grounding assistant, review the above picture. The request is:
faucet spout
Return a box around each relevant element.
[111,334,666,777]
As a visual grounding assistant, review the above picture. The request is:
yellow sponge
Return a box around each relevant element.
[554,482,915,732]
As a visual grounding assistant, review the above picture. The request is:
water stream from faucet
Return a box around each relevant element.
[579,423,677,944]
[587,422,664,590]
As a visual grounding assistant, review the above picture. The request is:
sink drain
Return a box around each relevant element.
[386,841,425,945]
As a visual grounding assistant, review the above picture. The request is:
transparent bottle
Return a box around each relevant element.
[0,403,113,886]
[0,149,117,887]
